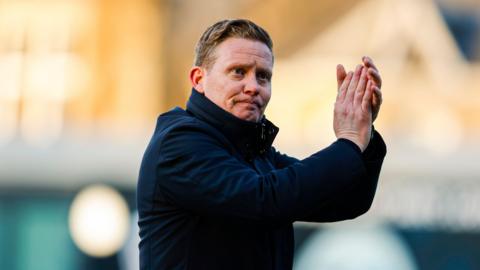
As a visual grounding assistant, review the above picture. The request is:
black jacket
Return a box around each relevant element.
[137,89,386,270]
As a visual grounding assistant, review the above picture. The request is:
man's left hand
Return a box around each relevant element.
[337,57,383,122]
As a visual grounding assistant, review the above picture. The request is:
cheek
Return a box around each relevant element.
[205,78,231,105]
[262,88,272,105]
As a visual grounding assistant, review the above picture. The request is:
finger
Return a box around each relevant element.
[371,86,382,122]
[354,66,368,107]
[362,56,378,71]
[337,71,353,103]
[367,68,382,88]
[345,65,363,104]
[362,80,373,113]
[372,86,382,106]
[336,64,347,90]
[371,86,382,114]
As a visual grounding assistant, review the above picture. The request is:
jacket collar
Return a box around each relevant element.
[186,88,279,159]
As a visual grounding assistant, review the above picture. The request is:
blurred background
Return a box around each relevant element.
[0,0,479,269]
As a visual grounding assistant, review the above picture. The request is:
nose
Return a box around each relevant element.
[243,74,260,96]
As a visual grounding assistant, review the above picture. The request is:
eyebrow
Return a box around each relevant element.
[226,62,272,75]
[225,61,254,70]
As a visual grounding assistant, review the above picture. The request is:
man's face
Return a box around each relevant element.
[191,38,273,122]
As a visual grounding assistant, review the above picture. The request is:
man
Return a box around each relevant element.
[137,19,386,270]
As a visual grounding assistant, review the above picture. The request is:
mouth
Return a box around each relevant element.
[234,99,262,109]
[230,98,264,121]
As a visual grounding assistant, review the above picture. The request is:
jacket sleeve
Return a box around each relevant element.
[271,147,300,169]
[297,130,387,222]
[155,121,371,224]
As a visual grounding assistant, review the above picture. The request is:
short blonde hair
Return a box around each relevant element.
[194,19,273,69]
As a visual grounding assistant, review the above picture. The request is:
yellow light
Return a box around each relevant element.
[0,53,23,145]
[20,53,71,147]
[69,184,130,257]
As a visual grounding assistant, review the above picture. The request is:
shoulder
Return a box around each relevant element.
[157,107,217,138]
[151,107,231,154]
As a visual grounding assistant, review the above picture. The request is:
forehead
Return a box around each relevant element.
[213,38,273,68]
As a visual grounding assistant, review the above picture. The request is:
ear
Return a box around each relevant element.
[189,66,205,93]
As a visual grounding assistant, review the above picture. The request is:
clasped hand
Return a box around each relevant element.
[333,56,383,152]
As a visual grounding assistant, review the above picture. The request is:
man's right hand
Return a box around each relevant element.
[333,64,373,152]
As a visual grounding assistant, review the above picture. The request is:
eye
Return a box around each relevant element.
[232,68,245,77]
[257,71,271,83]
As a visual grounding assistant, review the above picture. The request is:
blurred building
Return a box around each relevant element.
[0,0,479,269]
